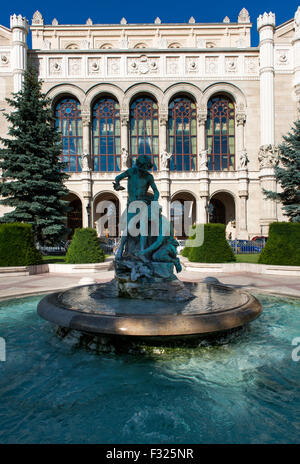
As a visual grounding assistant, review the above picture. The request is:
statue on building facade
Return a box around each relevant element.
[199,150,208,169]
[239,149,249,169]
[160,151,173,169]
[80,153,90,171]
[121,147,129,169]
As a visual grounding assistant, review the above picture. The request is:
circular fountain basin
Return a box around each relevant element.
[37,281,262,339]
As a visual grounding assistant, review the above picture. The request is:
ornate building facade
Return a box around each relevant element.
[0,7,299,238]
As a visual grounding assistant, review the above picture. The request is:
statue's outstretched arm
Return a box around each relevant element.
[150,177,160,201]
[113,169,131,190]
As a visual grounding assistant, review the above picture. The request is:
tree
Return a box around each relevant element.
[0,67,70,245]
[263,117,300,222]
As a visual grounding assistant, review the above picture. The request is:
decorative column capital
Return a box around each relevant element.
[238,190,248,198]
[120,113,129,126]
[82,114,91,127]
[159,114,168,126]
[236,112,246,126]
[197,113,207,126]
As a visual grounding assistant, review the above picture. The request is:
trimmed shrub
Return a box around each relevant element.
[0,223,42,266]
[65,228,105,264]
[188,224,236,263]
[181,225,196,259]
[258,222,300,266]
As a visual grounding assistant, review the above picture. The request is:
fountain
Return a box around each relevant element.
[38,155,262,341]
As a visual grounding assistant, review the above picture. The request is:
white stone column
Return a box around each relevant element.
[257,12,278,235]
[81,113,92,228]
[293,7,300,109]
[159,114,170,219]
[10,14,29,93]
[257,12,275,146]
[197,112,209,223]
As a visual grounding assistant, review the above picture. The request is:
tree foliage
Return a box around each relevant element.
[264,117,300,222]
[0,68,70,245]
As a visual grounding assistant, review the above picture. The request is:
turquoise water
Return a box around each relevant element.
[0,293,299,444]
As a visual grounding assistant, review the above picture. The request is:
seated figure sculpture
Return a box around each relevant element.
[112,155,191,301]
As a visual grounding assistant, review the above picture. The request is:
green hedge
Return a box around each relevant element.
[65,228,105,264]
[258,222,300,266]
[0,223,42,266]
[184,224,236,263]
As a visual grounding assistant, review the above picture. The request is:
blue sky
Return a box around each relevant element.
[0,0,298,46]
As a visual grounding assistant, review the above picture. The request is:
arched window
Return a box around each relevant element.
[92,98,121,172]
[206,95,235,171]
[55,97,82,172]
[130,97,159,170]
[168,97,197,171]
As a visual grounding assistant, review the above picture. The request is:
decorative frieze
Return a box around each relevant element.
[68,58,82,76]
[225,56,238,73]
[107,57,121,75]
[88,57,101,75]
[245,56,258,74]
[186,56,198,73]
[49,58,63,76]
[0,54,10,66]
[205,56,218,74]
[166,57,179,74]
[127,55,159,75]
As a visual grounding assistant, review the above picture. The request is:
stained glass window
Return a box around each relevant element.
[55,98,82,172]
[206,95,235,171]
[130,97,159,170]
[168,97,197,171]
[92,98,121,172]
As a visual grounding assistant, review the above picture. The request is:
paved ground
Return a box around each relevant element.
[0,269,299,300]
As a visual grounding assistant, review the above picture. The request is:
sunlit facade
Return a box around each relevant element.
[0,7,299,238]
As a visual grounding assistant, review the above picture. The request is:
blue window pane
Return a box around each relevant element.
[100,138,106,154]
[107,136,114,155]
[176,139,183,154]
[184,155,190,171]
[100,155,106,171]
[170,156,175,171]
[69,138,76,154]
[221,136,227,154]
[138,139,145,155]
[183,136,190,154]
[208,155,213,171]
[214,138,220,154]
[94,156,100,171]
[222,155,228,170]
[62,138,69,154]
[70,156,76,172]
[108,155,114,171]
[214,155,220,171]
[145,137,151,154]
[176,155,183,171]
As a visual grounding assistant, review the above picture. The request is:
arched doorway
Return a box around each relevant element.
[171,192,196,239]
[65,193,83,238]
[94,192,120,238]
[209,192,236,239]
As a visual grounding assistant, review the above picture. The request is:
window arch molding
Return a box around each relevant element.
[163,83,203,110]
[46,84,85,109]
[201,82,247,113]
[85,83,123,110]
[123,83,163,114]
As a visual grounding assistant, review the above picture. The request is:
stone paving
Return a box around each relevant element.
[0,269,299,300]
